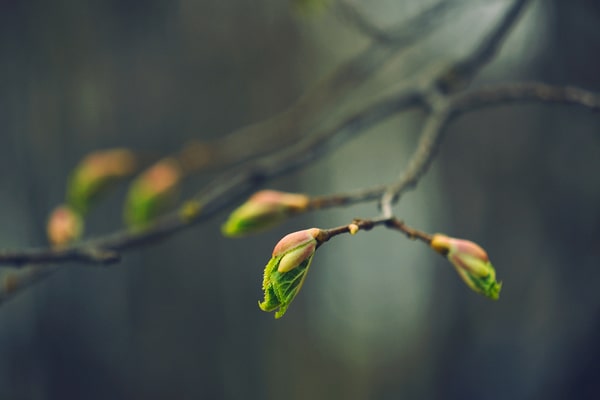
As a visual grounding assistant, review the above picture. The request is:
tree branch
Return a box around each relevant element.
[315,216,433,245]
[0,0,598,306]
[0,247,120,267]
[334,0,452,44]
[2,82,598,270]
[382,0,532,213]
[181,0,462,174]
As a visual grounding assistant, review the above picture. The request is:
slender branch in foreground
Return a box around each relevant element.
[381,109,450,217]
[260,215,500,318]
[316,217,433,245]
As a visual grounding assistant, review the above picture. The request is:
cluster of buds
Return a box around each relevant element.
[67,148,137,214]
[124,158,182,228]
[222,190,310,237]
[430,234,502,300]
[259,228,322,319]
[46,205,83,247]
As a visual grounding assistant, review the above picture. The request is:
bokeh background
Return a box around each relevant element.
[1,0,600,399]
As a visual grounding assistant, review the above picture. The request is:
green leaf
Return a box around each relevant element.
[259,254,314,319]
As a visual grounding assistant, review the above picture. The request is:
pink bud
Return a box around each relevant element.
[135,158,182,197]
[430,234,501,300]
[47,205,83,246]
[68,148,137,213]
[273,228,320,273]
[221,190,310,237]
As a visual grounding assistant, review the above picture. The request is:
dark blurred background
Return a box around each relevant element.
[1,0,599,399]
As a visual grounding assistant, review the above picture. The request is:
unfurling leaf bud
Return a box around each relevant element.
[124,158,182,228]
[259,228,321,319]
[222,190,310,237]
[430,234,502,300]
[47,205,83,246]
[67,148,136,214]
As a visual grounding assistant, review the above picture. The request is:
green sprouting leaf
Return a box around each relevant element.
[259,254,314,319]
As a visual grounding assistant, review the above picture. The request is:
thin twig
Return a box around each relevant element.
[449,82,600,113]
[315,217,433,244]
[308,184,388,210]
[334,0,452,44]
[381,108,451,216]
[435,0,531,93]
[182,0,462,173]
[0,247,120,267]
[382,0,532,212]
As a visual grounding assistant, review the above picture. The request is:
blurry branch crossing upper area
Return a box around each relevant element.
[1,0,600,305]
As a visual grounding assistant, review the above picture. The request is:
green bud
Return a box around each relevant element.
[67,149,136,214]
[222,190,309,237]
[124,158,182,228]
[430,234,502,300]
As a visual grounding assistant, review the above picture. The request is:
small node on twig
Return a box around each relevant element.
[348,223,359,235]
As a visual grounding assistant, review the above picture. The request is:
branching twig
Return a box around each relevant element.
[182,0,462,173]
[334,0,451,44]
[435,0,531,93]
[0,247,120,267]
[315,217,433,244]
[382,0,532,213]
[2,82,599,268]
[1,0,599,306]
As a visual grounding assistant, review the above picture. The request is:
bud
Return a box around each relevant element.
[430,234,502,300]
[259,228,321,318]
[67,148,136,214]
[124,158,182,228]
[47,205,84,246]
[222,190,310,237]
